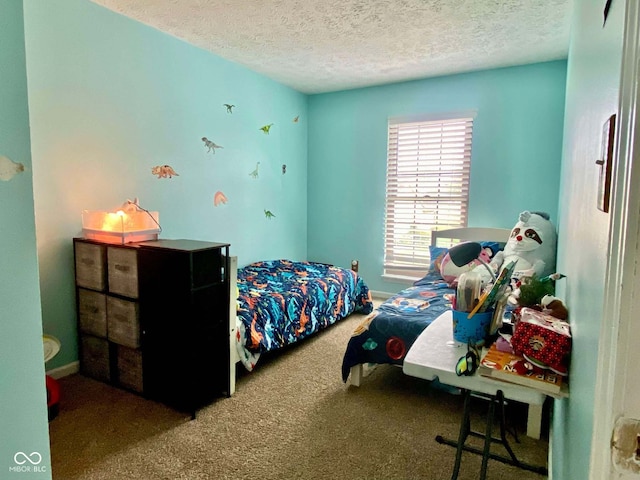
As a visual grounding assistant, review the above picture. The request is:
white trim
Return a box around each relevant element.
[228,255,238,396]
[388,110,478,125]
[370,290,395,300]
[380,274,416,284]
[431,227,510,245]
[46,361,79,379]
[590,0,640,478]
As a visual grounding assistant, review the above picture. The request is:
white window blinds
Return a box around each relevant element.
[384,116,473,279]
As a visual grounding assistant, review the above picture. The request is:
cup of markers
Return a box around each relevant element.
[451,261,518,346]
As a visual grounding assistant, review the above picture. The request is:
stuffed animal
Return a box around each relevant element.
[485,211,558,282]
[541,294,569,320]
[439,244,494,284]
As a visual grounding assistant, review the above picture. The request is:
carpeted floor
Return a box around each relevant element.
[49,308,549,480]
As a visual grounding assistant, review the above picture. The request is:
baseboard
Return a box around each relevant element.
[46,361,79,379]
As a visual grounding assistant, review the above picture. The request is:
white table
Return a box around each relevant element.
[403,310,546,439]
[403,310,549,480]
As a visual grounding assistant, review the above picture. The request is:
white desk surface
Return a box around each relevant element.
[403,310,547,406]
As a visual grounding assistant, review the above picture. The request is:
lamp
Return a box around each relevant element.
[447,242,496,282]
[81,198,161,245]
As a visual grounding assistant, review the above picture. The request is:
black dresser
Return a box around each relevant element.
[73,238,231,417]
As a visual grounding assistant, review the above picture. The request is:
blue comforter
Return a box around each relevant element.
[237,259,373,370]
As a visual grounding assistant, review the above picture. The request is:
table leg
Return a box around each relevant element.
[479,397,495,480]
[499,392,519,445]
[527,402,544,440]
[497,390,520,464]
[448,389,472,480]
[435,389,548,478]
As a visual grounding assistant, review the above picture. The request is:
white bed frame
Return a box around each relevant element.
[347,227,545,439]
[430,227,510,246]
[228,255,239,396]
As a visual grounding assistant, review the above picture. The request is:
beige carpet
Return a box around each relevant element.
[49,309,549,480]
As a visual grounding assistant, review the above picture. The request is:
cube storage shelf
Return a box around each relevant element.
[73,237,231,417]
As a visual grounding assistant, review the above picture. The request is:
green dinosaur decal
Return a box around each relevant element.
[264,210,276,219]
[223,104,235,113]
[260,123,274,134]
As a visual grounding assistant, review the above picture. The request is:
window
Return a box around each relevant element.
[383,114,473,280]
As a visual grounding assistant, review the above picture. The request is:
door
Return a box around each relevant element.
[590,0,640,477]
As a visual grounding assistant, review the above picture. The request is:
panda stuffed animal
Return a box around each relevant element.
[475,211,557,283]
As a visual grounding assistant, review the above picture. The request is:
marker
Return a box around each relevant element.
[540,273,566,283]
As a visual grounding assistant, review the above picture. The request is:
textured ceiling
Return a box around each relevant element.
[90,0,572,94]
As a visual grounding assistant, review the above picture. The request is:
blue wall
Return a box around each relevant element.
[307,61,567,293]
[552,0,625,478]
[23,0,308,370]
[0,1,52,477]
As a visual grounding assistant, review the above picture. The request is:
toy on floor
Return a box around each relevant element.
[43,335,61,421]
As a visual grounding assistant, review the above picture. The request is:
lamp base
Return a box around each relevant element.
[82,229,159,245]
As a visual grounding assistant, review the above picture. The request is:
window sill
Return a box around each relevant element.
[381,274,417,285]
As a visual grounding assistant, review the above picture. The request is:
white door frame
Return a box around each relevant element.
[589,0,640,478]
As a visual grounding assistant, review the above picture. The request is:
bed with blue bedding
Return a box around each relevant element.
[341,272,453,381]
[341,227,510,384]
[235,259,374,371]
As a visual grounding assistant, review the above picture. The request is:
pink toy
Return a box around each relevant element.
[439,244,494,284]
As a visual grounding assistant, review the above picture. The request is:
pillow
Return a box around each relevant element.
[428,246,449,274]
[480,241,502,258]
[413,246,448,286]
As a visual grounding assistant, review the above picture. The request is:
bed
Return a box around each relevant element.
[232,259,374,373]
[341,227,510,386]
[339,227,550,439]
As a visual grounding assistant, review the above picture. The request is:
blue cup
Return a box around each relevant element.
[452,309,495,346]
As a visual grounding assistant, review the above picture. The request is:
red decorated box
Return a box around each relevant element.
[511,307,571,375]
